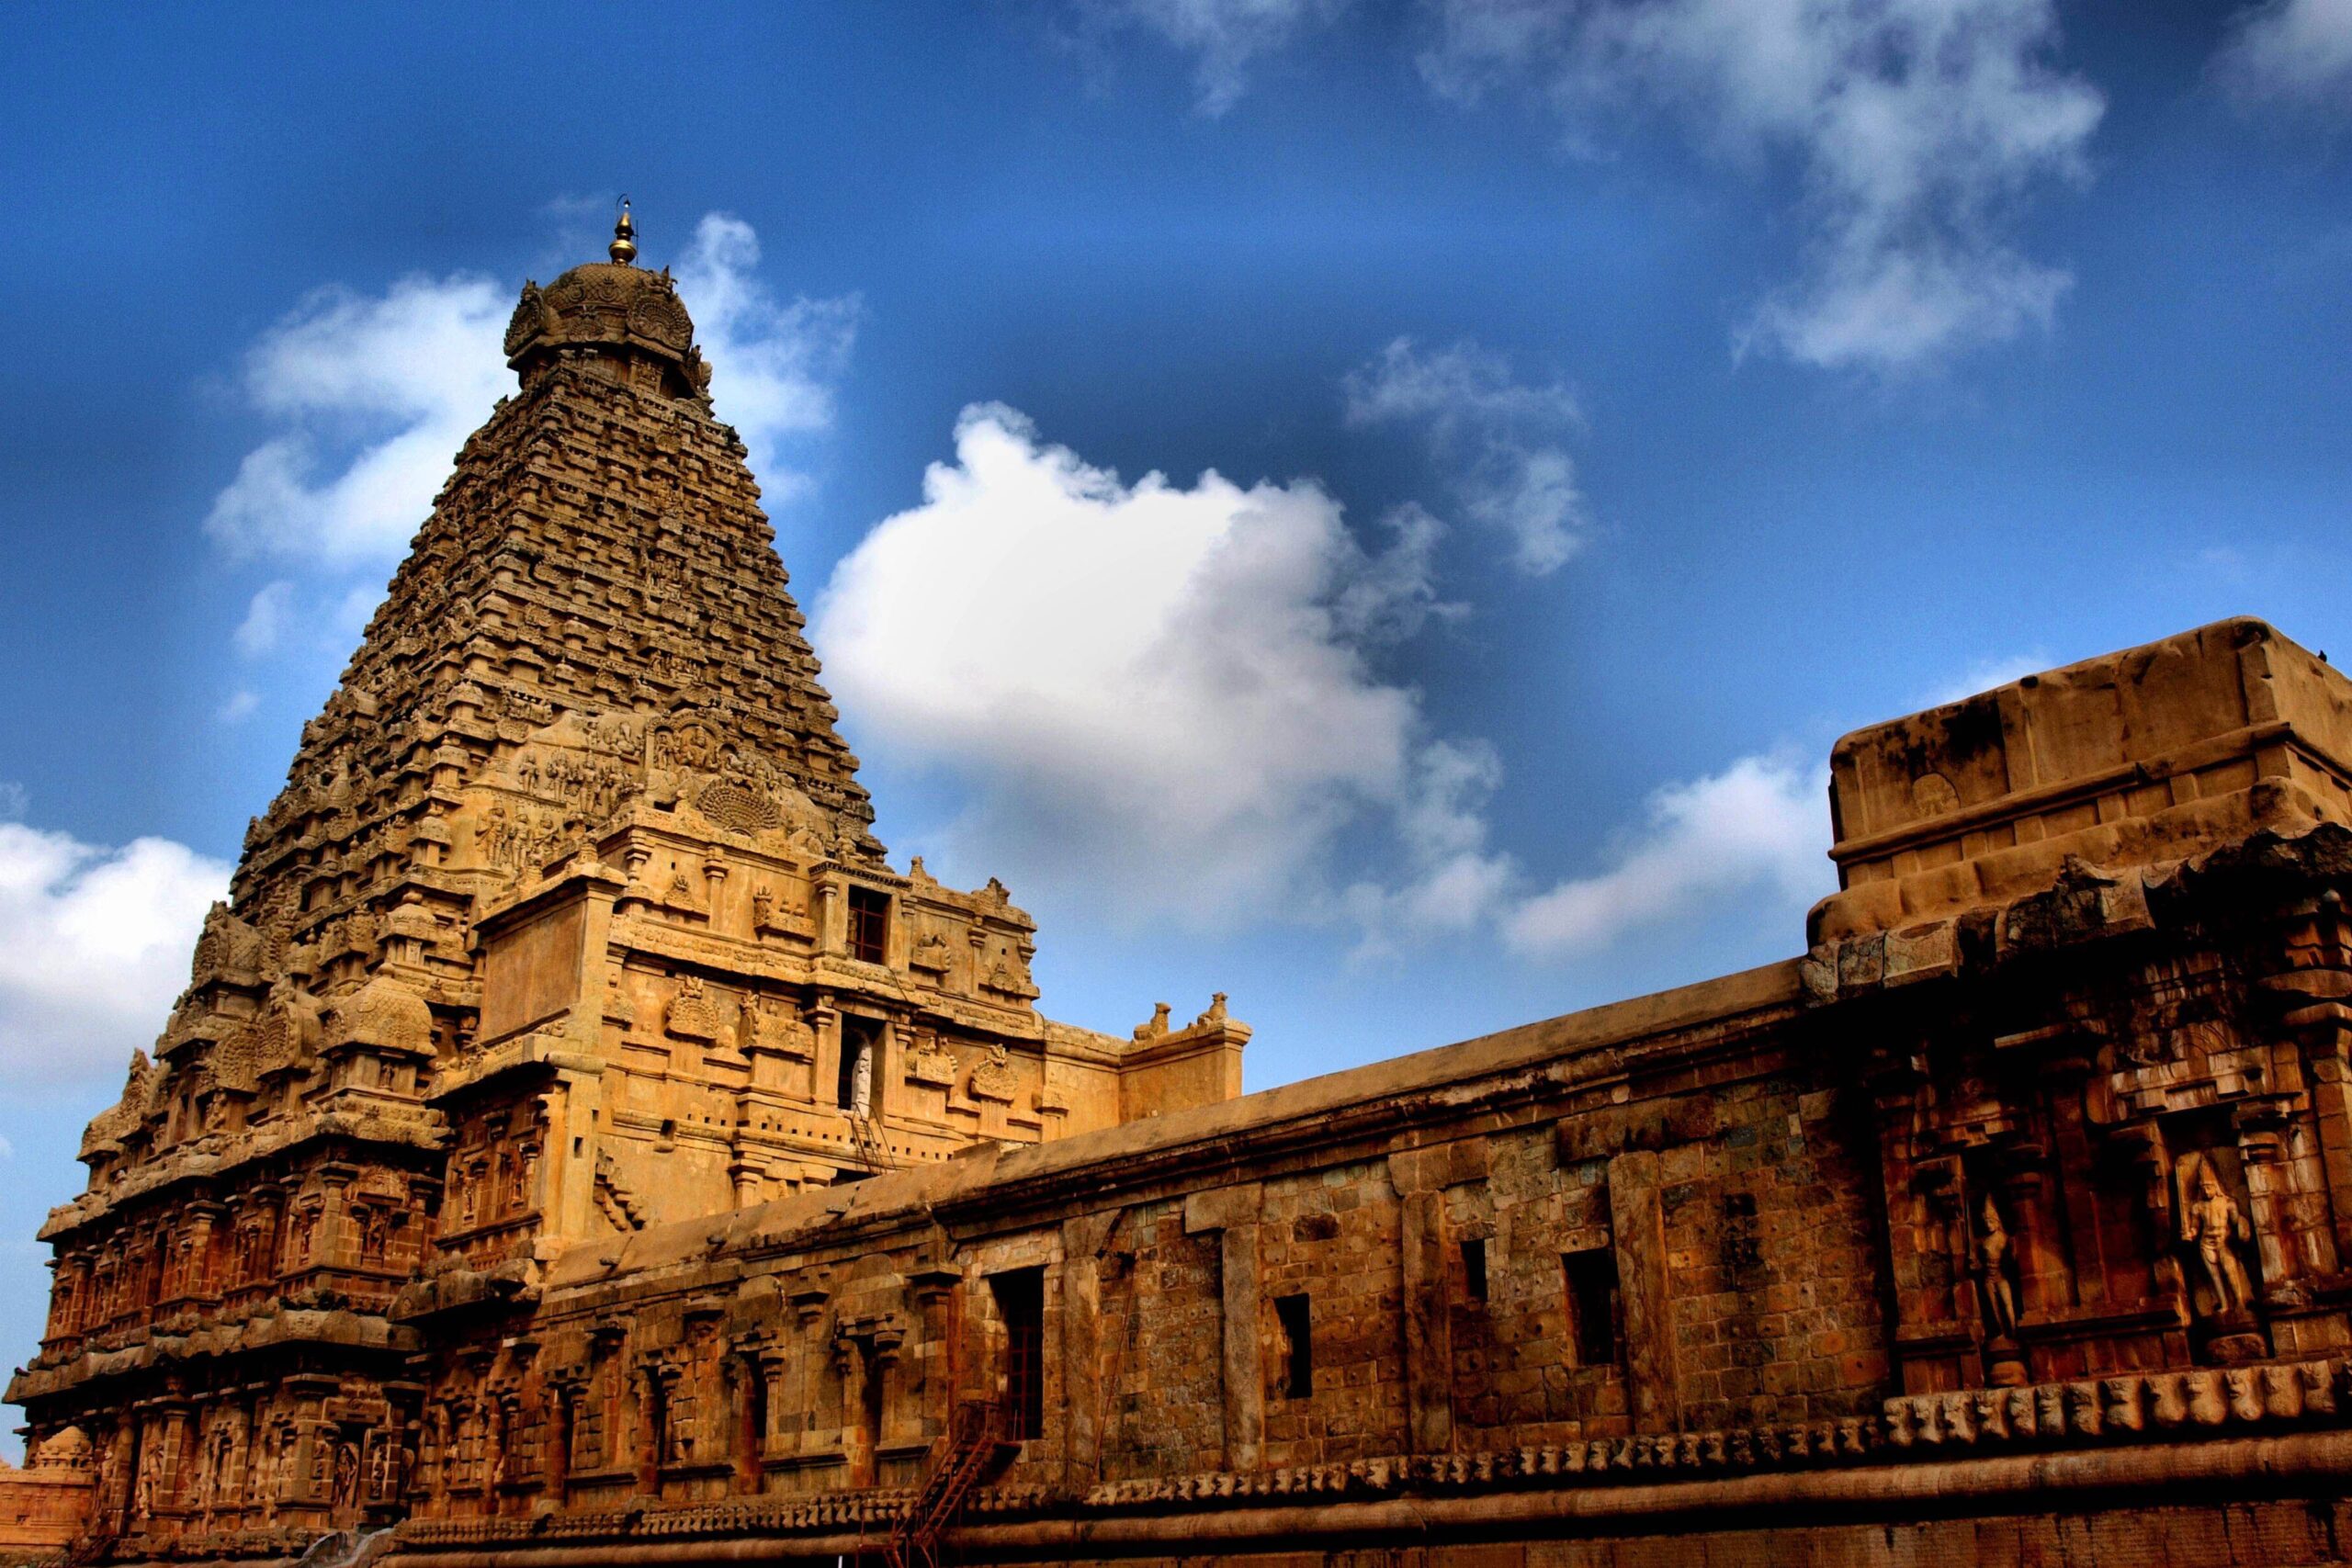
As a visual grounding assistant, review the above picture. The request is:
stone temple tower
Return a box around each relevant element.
[9,209,1248,1546]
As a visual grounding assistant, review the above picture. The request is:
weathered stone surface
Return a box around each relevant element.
[16,214,2352,1567]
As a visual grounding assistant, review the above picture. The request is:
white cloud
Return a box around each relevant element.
[1081,0,1353,113]
[203,273,511,568]
[233,580,296,658]
[1421,0,2102,371]
[813,408,1839,964]
[203,213,855,571]
[1504,753,1832,957]
[812,404,1479,924]
[1340,738,1518,953]
[1344,337,1589,574]
[673,214,861,484]
[2214,0,2352,109]
[0,823,230,1085]
[218,690,261,725]
[0,783,26,821]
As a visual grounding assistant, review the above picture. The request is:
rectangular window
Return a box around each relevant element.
[1461,1237,1488,1303]
[1274,1293,1313,1400]
[1563,1248,1621,1369]
[991,1267,1046,1441]
[847,887,889,964]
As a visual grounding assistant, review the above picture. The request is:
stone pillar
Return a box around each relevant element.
[872,1017,899,1123]
[1396,1187,1453,1455]
[754,1350,786,1464]
[184,1202,224,1301]
[786,1289,830,1461]
[1218,1226,1263,1471]
[2236,1095,2330,1296]
[1059,1213,1118,1491]
[1183,1184,1265,1472]
[875,1327,917,1453]
[817,883,841,956]
[1607,1149,1679,1435]
[155,1403,192,1512]
[808,999,841,1112]
[1387,1141,1488,1454]
[910,1267,961,1446]
[832,1337,871,1485]
[318,1164,359,1274]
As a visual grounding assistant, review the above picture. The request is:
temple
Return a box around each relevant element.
[11,213,2352,1567]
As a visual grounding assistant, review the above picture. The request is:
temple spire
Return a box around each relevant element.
[609,197,638,265]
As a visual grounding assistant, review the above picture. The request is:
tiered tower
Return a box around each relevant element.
[7,209,1247,1550]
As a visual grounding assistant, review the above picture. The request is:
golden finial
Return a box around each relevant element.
[609,197,638,265]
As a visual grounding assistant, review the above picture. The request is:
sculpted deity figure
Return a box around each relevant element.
[849,1033,875,1118]
[2181,1159,2257,1317]
[1973,1194,2020,1340]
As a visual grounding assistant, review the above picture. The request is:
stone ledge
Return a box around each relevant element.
[360,1357,2352,1556]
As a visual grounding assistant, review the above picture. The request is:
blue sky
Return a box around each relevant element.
[1,0,2347,1442]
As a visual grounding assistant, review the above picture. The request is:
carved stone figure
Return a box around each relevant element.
[1973,1193,2020,1340]
[848,1033,875,1119]
[2181,1159,2258,1318]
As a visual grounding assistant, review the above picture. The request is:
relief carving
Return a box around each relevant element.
[1972,1193,2021,1341]
[741,996,816,1061]
[905,1032,958,1088]
[969,1042,1019,1103]
[2177,1152,2258,1322]
[666,977,725,1043]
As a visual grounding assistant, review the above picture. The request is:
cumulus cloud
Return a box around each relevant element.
[1078,0,1353,113]
[1340,738,1518,953]
[1421,0,2105,371]
[2214,0,2352,110]
[0,823,230,1085]
[203,272,510,567]
[673,214,861,485]
[1504,753,1832,957]
[232,580,297,658]
[1344,337,1589,575]
[204,213,855,571]
[812,403,1481,925]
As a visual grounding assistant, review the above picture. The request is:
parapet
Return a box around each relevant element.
[1814,617,2352,943]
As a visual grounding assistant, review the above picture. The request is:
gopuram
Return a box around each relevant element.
[11,212,2352,1566]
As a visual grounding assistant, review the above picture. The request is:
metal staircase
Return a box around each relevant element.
[849,1113,897,1172]
[886,1398,1014,1568]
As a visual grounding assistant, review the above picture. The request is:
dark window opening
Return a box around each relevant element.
[854,1347,885,1487]
[1462,1237,1488,1303]
[1563,1248,1621,1369]
[1275,1293,1313,1400]
[640,1373,670,1489]
[848,887,890,964]
[738,1363,766,1490]
[990,1267,1046,1441]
